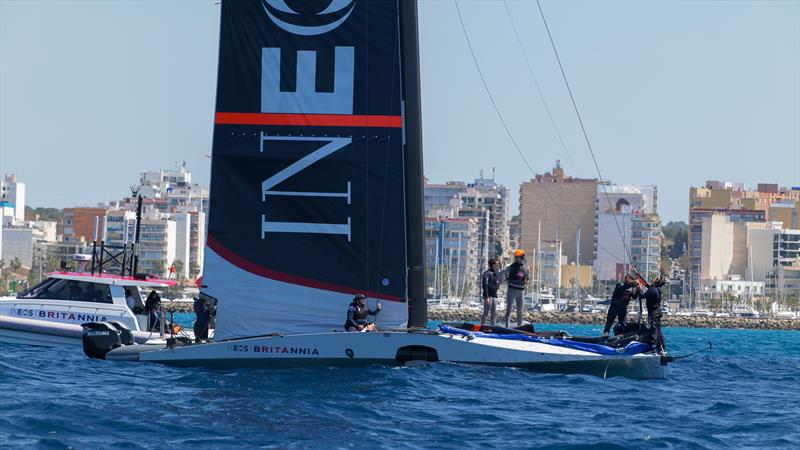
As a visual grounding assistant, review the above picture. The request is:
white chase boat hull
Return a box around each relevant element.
[0,315,169,347]
[109,331,668,379]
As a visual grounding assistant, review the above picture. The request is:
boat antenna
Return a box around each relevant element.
[130,184,144,275]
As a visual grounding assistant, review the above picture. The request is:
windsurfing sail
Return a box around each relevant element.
[204,0,411,339]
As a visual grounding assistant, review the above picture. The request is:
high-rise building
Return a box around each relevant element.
[424,217,480,299]
[424,176,510,260]
[137,211,176,278]
[174,211,206,279]
[688,180,799,290]
[594,184,661,280]
[139,164,209,215]
[460,177,510,259]
[103,207,176,277]
[519,161,597,266]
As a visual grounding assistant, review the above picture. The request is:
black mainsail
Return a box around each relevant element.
[204,0,423,339]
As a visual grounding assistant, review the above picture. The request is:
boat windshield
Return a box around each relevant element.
[17,278,113,304]
[17,278,58,299]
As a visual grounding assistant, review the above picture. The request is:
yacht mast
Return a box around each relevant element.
[400,0,427,328]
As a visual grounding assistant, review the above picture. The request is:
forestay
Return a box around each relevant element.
[205,0,409,339]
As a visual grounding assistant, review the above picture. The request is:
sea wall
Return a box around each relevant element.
[427,308,800,331]
[162,302,798,330]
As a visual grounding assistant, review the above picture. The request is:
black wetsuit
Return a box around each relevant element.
[193,298,211,341]
[144,292,162,332]
[481,269,500,299]
[642,286,666,351]
[481,269,500,325]
[344,301,379,331]
[603,282,638,334]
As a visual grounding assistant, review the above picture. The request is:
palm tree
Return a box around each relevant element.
[10,257,22,275]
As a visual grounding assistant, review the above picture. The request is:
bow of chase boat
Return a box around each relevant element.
[0,271,183,347]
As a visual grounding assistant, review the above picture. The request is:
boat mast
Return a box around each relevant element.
[400,0,427,328]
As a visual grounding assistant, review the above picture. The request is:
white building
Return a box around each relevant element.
[1,226,42,268]
[0,174,26,223]
[712,276,764,298]
[594,184,661,281]
[103,207,176,277]
[138,212,177,278]
[139,164,209,215]
[425,217,480,299]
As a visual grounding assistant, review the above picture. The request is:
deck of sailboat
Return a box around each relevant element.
[115,330,667,379]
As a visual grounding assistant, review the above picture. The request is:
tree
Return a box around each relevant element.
[152,259,166,277]
[45,256,61,273]
[0,259,6,295]
[173,259,185,283]
[10,257,22,275]
[189,262,201,279]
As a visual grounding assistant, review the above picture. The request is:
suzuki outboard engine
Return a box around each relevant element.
[109,321,134,346]
[82,322,122,359]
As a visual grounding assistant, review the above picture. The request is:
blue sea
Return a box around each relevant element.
[1,318,798,450]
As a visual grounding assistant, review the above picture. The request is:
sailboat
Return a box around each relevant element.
[82,0,668,379]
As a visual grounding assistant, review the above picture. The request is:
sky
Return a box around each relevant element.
[1,0,798,223]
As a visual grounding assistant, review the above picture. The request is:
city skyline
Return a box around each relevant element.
[2,0,799,223]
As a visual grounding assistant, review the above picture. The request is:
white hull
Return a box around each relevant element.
[112,331,668,379]
[0,315,171,348]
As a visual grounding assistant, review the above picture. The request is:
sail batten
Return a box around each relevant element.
[204,0,409,339]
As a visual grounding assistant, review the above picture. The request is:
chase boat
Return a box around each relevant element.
[80,0,669,379]
[0,271,178,347]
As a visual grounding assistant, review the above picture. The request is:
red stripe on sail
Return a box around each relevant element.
[206,235,404,303]
[215,112,403,128]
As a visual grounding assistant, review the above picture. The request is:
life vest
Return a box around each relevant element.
[352,303,369,321]
[506,263,528,290]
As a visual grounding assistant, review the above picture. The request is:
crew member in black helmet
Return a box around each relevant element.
[344,294,381,332]
[643,276,667,353]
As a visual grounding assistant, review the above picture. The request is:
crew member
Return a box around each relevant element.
[602,274,639,336]
[193,296,212,342]
[344,294,381,332]
[481,258,501,327]
[504,250,530,328]
[643,276,667,353]
[144,290,162,332]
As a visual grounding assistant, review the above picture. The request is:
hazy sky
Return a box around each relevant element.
[1,0,798,222]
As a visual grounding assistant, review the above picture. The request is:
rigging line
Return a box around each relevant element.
[502,0,577,175]
[535,0,639,274]
[453,0,625,264]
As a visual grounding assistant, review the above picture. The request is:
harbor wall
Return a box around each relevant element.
[162,302,798,330]
[427,308,800,331]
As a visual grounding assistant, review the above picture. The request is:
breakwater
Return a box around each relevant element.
[428,308,800,331]
[162,301,799,330]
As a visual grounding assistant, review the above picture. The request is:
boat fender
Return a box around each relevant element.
[82,322,122,360]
